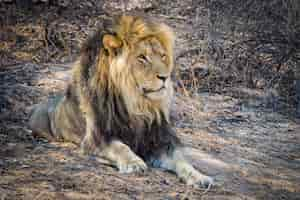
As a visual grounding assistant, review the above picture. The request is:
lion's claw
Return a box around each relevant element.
[196,175,214,189]
[118,158,148,174]
[186,173,214,189]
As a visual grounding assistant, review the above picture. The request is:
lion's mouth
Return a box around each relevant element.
[143,86,165,94]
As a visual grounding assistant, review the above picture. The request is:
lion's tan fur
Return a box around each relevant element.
[29,15,214,187]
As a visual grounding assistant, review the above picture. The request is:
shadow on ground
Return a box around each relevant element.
[1,62,299,199]
[1,1,300,199]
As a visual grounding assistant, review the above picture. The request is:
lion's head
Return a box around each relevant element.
[98,15,175,123]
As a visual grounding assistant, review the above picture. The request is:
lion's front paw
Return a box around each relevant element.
[186,172,214,188]
[118,157,148,174]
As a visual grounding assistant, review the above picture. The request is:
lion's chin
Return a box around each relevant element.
[144,88,168,101]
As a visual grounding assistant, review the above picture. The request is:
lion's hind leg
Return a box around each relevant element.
[150,148,214,188]
[98,141,148,173]
[28,101,54,141]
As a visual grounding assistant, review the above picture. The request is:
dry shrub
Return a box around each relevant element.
[204,0,300,108]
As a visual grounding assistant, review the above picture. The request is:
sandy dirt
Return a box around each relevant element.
[1,1,300,199]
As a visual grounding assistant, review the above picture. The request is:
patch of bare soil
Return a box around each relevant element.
[1,1,300,199]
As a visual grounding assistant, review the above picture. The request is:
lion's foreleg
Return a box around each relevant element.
[99,141,147,173]
[151,148,213,188]
[80,113,99,155]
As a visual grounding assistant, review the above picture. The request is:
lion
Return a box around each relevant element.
[29,15,214,188]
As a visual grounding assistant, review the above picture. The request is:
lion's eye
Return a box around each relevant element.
[137,54,148,64]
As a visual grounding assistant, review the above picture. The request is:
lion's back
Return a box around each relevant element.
[29,95,85,144]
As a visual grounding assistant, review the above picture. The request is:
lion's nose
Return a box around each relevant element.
[157,75,168,82]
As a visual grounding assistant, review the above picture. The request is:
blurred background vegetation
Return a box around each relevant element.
[1,0,299,116]
[205,0,300,115]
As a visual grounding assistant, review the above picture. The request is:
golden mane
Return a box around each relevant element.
[62,15,179,157]
[73,15,175,124]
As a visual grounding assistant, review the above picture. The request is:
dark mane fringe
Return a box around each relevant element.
[67,22,181,159]
[95,87,181,158]
[77,25,113,100]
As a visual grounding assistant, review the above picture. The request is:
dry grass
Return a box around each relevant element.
[1,1,300,199]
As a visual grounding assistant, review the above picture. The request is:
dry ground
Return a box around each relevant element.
[1,1,300,199]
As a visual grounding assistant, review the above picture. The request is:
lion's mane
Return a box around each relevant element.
[65,15,180,158]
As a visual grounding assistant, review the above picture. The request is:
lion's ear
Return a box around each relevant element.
[103,34,122,51]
